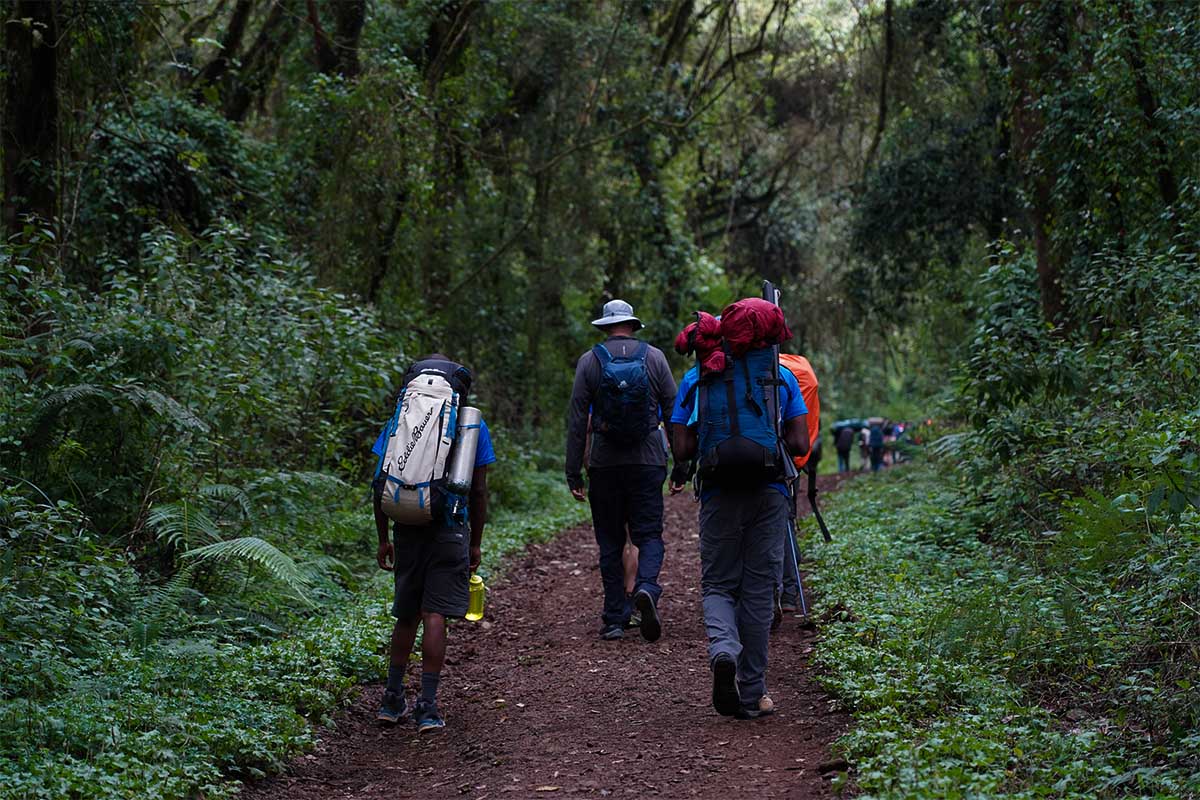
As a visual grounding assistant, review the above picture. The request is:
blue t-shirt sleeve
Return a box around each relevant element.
[475,418,497,467]
[371,427,387,458]
[670,367,699,426]
[779,367,808,421]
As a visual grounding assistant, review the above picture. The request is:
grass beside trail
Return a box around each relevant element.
[0,480,587,800]
[801,463,1199,799]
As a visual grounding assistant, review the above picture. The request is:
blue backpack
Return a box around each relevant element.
[695,346,786,486]
[592,341,655,446]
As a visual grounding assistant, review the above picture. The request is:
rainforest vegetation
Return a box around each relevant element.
[1,0,1198,797]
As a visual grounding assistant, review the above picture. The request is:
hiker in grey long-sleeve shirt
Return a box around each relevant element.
[565,299,677,641]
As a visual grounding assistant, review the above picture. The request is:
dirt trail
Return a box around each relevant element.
[245,475,855,800]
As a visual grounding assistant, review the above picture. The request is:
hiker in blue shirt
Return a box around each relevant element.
[670,362,809,719]
[370,357,497,733]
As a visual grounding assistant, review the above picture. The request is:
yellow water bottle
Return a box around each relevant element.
[465,574,485,621]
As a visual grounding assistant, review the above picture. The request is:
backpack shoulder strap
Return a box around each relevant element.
[633,340,649,362]
[592,343,614,367]
[741,357,763,417]
[722,357,739,437]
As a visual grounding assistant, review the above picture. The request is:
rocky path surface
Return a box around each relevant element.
[245,475,855,800]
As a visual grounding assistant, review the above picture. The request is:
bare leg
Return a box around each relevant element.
[420,611,447,673]
[390,617,420,668]
[622,535,638,596]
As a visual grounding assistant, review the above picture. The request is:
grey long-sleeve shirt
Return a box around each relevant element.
[565,335,678,487]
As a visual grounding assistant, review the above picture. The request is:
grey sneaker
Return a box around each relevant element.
[600,623,624,640]
[376,690,407,725]
[413,700,445,733]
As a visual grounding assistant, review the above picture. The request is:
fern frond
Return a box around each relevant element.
[930,432,970,461]
[119,385,210,433]
[198,483,253,520]
[244,470,349,496]
[181,536,313,604]
[300,554,353,583]
[37,383,109,413]
[133,563,205,646]
[61,337,97,356]
[146,501,224,549]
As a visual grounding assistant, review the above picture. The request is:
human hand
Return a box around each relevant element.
[570,487,586,502]
[376,541,394,571]
[669,481,687,495]
[469,545,482,573]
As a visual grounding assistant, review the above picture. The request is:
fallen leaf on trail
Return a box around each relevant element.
[534,786,560,792]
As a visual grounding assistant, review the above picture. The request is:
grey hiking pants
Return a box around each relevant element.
[698,487,789,704]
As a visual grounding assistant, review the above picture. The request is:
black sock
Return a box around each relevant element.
[386,664,405,695]
[420,671,440,705]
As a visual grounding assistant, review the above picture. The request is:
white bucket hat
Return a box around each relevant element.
[591,299,643,329]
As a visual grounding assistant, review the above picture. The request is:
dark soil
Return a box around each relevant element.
[244,474,857,800]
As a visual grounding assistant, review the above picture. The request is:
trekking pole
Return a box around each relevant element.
[787,518,809,617]
[807,467,833,543]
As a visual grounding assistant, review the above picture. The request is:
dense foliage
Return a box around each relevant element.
[3,0,1199,796]
[807,465,1199,798]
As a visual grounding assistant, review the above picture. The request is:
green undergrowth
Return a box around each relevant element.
[0,476,585,800]
[803,464,1200,799]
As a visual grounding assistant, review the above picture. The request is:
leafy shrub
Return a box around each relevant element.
[807,466,1200,798]
[73,96,278,261]
[3,224,401,538]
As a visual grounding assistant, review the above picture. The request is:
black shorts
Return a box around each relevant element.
[390,522,470,620]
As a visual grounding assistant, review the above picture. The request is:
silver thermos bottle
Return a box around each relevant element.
[446,406,482,494]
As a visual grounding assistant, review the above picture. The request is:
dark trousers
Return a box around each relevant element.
[588,465,667,626]
[870,445,884,472]
[836,448,851,473]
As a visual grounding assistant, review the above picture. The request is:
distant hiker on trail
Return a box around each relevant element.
[868,419,884,472]
[370,355,496,733]
[565,300,678,642]
[672,298,809,719]
[835,425,855,473]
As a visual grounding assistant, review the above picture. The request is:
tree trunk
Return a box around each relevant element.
[331,0,366,78]
[304,0,338,74]
[3,0,59,234]
[521,169,561,427]
[862,0,894,177]
[1118,0,1178,206]
[305,0,365,78]
[191,0,254,102]
[222,0,301,122]
[1004,0,1066,327]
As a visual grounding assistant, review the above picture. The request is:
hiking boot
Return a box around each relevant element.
[633,590,661,642]
[711,653,740,716]
[780,595,800,614]
[412,700,445,733]
[376,690,407,725]
[736,695,776,720]
[599,623,624,640]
